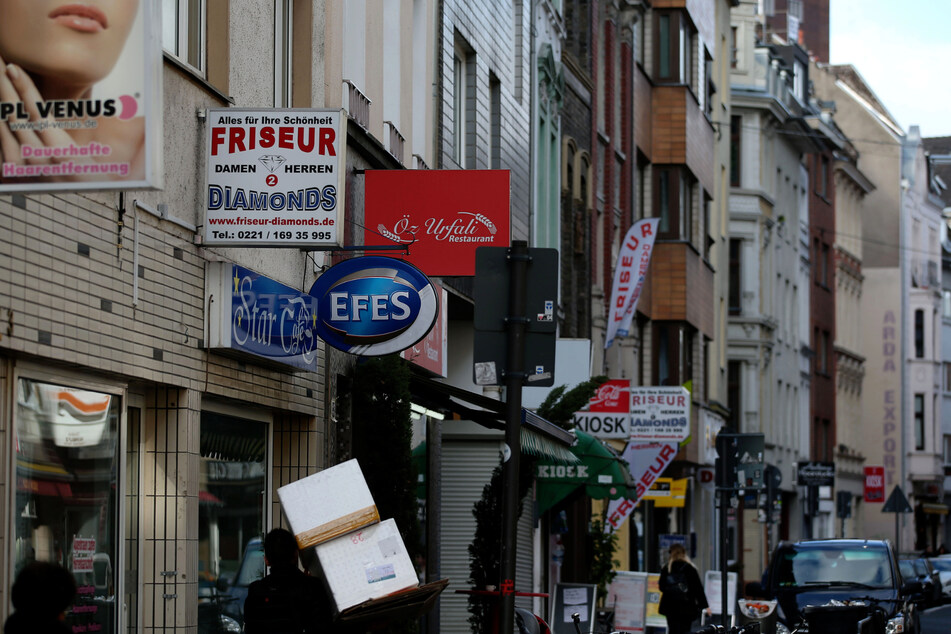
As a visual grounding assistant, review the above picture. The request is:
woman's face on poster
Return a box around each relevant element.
[0,0,139,89]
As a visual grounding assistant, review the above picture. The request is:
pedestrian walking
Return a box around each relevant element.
[243,527,337,634]
[658,543,712,634]
[4,561,76,634]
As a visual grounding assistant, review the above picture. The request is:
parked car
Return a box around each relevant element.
[747,539,922,634]
[899,557,941,608]
[220,537,266,625]
[926,555,951,602]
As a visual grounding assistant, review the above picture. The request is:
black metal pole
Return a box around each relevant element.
[499,240,529,634]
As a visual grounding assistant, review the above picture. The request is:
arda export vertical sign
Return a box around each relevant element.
[204,109,346,247]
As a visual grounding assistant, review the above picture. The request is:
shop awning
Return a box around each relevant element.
[534,430,637,514]
[408,374,577,463]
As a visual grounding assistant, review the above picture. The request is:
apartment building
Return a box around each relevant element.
[0,1,446,631]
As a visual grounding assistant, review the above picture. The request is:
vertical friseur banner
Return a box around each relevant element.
[605,218,660,349]
[604,440,679,533]
[0,1,163,191]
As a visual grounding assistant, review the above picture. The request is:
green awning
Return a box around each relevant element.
[535,430,636,515]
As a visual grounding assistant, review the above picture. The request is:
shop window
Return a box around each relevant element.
[14,378,122,633]
[199,412,268,625]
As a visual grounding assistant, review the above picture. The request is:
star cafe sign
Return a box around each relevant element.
[206,257,438,370]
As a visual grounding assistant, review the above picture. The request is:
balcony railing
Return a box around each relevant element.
[384,121,405,165]
[342,79,371,130]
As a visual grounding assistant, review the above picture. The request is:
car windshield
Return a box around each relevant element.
[774,543,893,589]
[928,558,951,572]
[234,545,266,587]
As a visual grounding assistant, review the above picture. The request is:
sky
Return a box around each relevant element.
[829,0,951,138]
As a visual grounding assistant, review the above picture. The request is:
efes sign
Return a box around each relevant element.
[309,256,438,356]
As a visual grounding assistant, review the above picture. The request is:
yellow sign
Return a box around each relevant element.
[643,477,688,507]
[645,573,665,628]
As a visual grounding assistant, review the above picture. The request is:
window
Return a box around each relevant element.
[730,116,742,187]
[655,11,696,85]
[274,0,293,107]
[729,238,741,314]
[816,154,829,198]
[730,26,738,69]
[490,74,501,169]
[815,329,830,374]
[821,243,830,286]
[944,434,951,465]
[655,167,693,240]
[163,0,205,73]
[914,394,925,451]
[452,38,474,168]
[813,418,832,461]
[727,360,741,429]
[658,14,672,79]
[945,362,951,392]
[943,290,951,318]
[915,309,925,358]
[14,378,122,632]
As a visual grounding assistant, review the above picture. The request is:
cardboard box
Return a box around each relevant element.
[315,518,419,612]
[277,459,380,549]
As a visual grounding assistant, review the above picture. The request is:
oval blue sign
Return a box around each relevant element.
[308,256,438,356]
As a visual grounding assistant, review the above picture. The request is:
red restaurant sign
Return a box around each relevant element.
[864,466,885,502]
[364,170,511,276]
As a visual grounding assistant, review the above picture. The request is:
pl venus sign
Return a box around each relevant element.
[308,257,439,356]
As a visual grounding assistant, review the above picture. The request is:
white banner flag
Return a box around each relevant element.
[604,440,679,532]
[605,218,659,349]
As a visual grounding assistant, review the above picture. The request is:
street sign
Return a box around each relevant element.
[472,246,558,386]
[796,462,835,487]
[882,485,912,514]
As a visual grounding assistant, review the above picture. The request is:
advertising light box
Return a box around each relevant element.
[204,109,346,247]
[364,170,511,276]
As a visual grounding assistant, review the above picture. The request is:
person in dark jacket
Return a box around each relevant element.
[244,527,337,634]
[658,543,712,634]
[4,561,76,634]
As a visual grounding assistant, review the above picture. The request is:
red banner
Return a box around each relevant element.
[364,170,511,276]
[864,466,885,502]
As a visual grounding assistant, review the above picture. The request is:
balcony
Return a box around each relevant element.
[343,79,371,130]
[384,121,405,165]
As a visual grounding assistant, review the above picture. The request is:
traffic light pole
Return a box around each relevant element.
[499,241,529,634]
